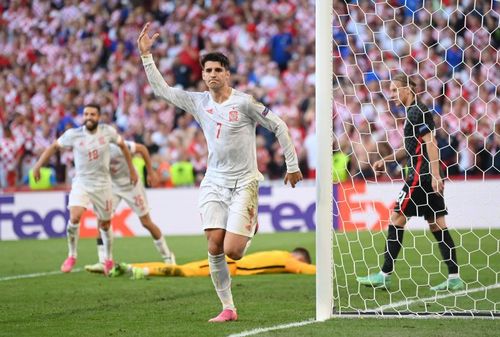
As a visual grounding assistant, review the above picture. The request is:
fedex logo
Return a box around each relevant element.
[334,182,393,231]
[0,194,135,240]
[0,182,398,240]
[79,208,135,238]
[258,186,316,231]
[0,195,69,239]
[257,183,393,232]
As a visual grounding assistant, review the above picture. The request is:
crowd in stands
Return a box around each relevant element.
[0,0,498,190]
[0,0,316,189]
[333,0,499,180]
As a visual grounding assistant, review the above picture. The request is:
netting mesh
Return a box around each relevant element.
[332,1,499,316]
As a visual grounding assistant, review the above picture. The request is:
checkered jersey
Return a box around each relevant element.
[0,137,20,171]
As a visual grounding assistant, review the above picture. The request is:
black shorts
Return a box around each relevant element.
[393,179,448,221]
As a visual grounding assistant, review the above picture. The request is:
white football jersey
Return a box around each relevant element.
[57,124,121,188]
[109,141,136,187]
[143,54,299,188]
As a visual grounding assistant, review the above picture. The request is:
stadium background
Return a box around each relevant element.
[1,0,498,238]
[0,0,498,190]
[0,0,317,189]
[0,0,499,336]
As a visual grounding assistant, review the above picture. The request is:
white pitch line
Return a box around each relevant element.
[228,284,500,337]
[0,268,82,281]
[374,283,500,312]
[227,319,316,337]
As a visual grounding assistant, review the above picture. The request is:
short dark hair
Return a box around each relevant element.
[292,247,312,264]
[392,73,416,91]
[84,103,101,115]
[200,52,230,70]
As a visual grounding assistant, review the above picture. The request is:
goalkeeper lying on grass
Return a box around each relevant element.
[86,248,316,279]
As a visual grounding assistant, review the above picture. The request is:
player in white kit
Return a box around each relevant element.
[138,22,303,322]
[85,140,176,273]
[33,104,137,275]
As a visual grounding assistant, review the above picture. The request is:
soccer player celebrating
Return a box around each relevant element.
[85,140,176,273]
[137,22,303,322]
[356,74,463,291]
[33,104,137,275]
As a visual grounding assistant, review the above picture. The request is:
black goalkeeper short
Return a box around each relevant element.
[393,178,448,221]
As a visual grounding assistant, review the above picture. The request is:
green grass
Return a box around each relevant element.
[0,231,498,337]
[333,229,500,314]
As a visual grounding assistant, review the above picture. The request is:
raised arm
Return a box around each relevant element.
[32,141,61,182]
[137,22,198,114]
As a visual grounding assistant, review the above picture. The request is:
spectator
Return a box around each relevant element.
[0,125,22,187]
[0,1,496,187]
[270,20,293,71]
[333,1,498,181]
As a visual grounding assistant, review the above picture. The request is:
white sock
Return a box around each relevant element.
[208,253,235,311]
[448,273,459,280]
[153,237,174,263]
[66,221,79,258]
[99,228,113,261]
[242,239,252,256]
[96,238,106,264]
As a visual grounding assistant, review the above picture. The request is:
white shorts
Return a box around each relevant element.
[112,181,150,217]
[198,180,259,237]
[68,183,113,221]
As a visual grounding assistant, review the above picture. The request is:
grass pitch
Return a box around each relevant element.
[1,231,498,337]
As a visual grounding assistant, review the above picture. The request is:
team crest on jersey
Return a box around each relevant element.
[99,136,105,145]
[229,108,239,122]
[206,108,214,114]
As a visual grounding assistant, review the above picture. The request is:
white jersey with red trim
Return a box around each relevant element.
[57,124,121,188]
[109,140,136,187]
[142,54,299,188]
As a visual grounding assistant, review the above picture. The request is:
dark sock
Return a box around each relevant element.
[432,229,459,275]
[381,225,405,274]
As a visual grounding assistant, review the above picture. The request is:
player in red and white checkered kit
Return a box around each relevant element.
[0,125,22,187]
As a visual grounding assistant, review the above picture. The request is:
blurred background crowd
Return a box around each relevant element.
[0,0,498,190]
[0,0,316,189]
[333,0,499,181]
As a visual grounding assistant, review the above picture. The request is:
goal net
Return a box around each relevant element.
[328,0,499,318]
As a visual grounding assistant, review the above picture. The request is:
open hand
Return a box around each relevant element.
[130,169,139,186]
[137,22,160,55]
[147,170,159,187]
[432,175,444,195]
[284,170,303,188]
[373,159,385,176]
[33,166,41,182]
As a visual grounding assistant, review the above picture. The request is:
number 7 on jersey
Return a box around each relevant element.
[216,122,222,139]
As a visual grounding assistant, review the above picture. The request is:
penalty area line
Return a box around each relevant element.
[227,318,317,337]
[0,268,83,281]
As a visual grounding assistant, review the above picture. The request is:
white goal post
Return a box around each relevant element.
[315,0,334,321]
